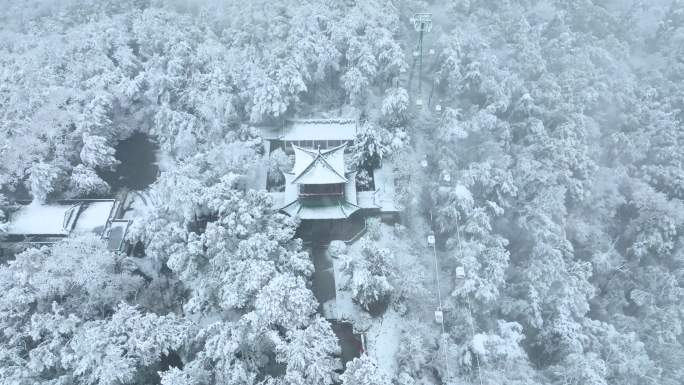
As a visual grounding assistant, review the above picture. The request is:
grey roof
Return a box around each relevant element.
[290,143,348,185]
[259,118,358,141]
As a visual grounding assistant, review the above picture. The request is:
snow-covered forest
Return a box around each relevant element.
[1,1,683,384]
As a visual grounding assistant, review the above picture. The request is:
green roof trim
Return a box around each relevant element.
[280,197,360,220]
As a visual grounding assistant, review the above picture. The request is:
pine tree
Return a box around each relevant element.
[340,355,391,385]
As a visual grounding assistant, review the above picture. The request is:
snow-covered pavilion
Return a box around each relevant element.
[260,118,358,153]
[280,143,360,220]
[256,117,401,221]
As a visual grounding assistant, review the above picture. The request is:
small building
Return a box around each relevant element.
[280,143,360,220]
[261,118,400,221]
[260,118,358,154]
[2,199,129,251]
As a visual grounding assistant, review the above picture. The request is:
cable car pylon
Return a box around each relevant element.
[409,13,432,107]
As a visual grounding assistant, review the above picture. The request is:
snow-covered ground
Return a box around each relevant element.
[331,235,403,375]
[331,251,357,321]
[330,220,437,377]
[366,308,402,376]
[372,161,401,212]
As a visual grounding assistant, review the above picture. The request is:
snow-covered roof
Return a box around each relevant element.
[72,201,115,234]
[283,119,357,141]
[259,119,358,142]
[291,144,347,185]
[278,171,359,219]
[6,203,80,235]
[6,200,116,237]
[281,197,360,219]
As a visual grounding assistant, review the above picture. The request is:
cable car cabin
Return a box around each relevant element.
[427,232,436,246]
[455,266,466,279]
[435,309,444,324]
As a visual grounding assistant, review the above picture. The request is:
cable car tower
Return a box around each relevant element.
[410,13,432,101]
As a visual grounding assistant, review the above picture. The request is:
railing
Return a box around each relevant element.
[344,218,367,245]
[298,192,345,197]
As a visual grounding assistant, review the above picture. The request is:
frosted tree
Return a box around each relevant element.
[351,123,390,169]
[3,1,684,384]
[0,193,9,227]
[268,148,293,188]
[69,164,110,196]
[62,304,190,385]
[462,321,539,384]
[28,162,65,203]
[341,67,370,105]
[341,240,395,310]
[581,320,656,385]
[152,106,200,156]
[165,188,312,316]
[276,316,341,385]
[0,236,166,384]
[4,235,144,317]
[132,209,189,272]
[340,355,391,385]
[80,134,119,170]
[430,180,509,306]
[424,4,678,384]
[395,320,438,382]
[253,273,318,330]
[156,167,207,222]
[550,352,608,385]
[77,94,114,137]
[380,87,409,127]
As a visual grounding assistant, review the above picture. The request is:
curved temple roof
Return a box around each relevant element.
[281,196,360,220]
[290,143,348,185]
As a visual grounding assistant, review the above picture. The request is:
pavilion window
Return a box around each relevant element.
[299,183,344,196]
